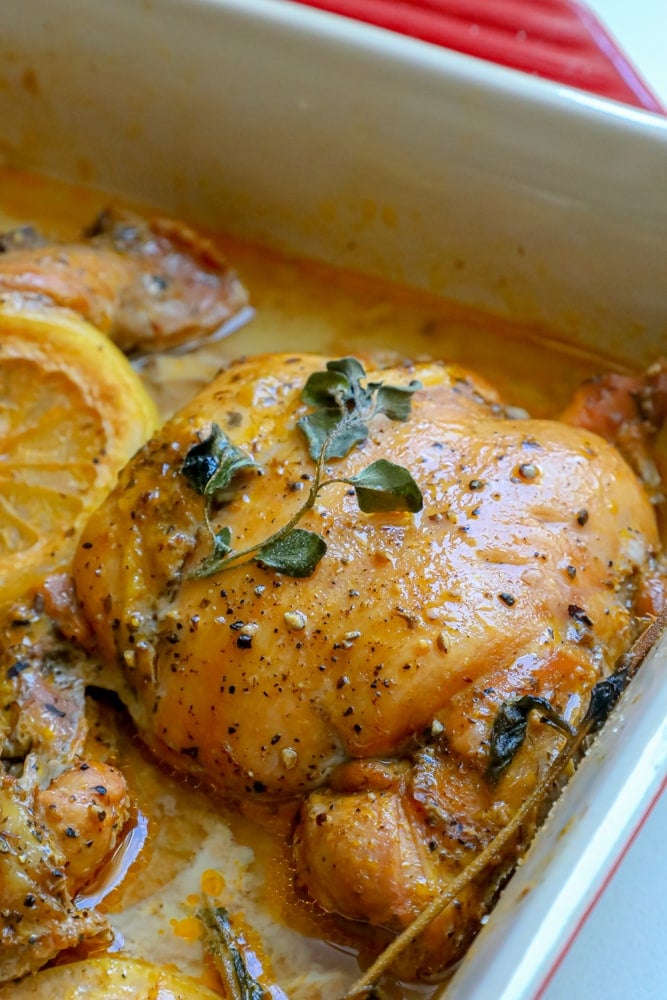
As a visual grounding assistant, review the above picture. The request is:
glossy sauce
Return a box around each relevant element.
[0,165,627,999]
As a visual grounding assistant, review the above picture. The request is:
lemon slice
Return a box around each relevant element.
[0,300,158,606]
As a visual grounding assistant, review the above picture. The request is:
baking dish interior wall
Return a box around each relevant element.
[0,0,666,365]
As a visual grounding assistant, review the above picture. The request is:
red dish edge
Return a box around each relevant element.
[288,0,665,114]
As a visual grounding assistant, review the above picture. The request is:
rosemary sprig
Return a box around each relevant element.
[339,609,667,999]
[198,900,270,1000]
[183,358,423,579]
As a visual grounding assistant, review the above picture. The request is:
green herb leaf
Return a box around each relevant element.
[349,459,423,513]
[198,903,270,1000]
[298,409,369,461]
[326,355,369,386]
[300,369,353,408]
[298,358,421,461]
[182,424,257,498]
[486,695,575,786]
[374,381,422,421]
[256,528,327,577]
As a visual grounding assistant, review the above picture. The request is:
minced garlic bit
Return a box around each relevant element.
[284,610,307,630]
[431,719,445,737]
[280,747,298,769]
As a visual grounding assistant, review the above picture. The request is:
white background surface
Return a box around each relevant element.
[584,0,667,105]
[545,3,667,998]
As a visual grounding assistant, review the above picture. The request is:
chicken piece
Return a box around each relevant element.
[35,759,131,893]
[73,353,661,976]
[294,752,508,980]
[0,608,88,787]
[0,760,130,983]
[0,208,249,355]
[0,777,110,984]
[0,606,132,981]
[561,359,667,504]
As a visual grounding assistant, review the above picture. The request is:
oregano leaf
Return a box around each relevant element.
[374,381,422,422]
[349,459,423,513]
[326,356,368,386]
[256,528,327,577]
[300,369,352,408]
[298,410,369,461]
[182,424,257,498]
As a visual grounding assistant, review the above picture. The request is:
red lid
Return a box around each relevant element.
[289,0,664,113]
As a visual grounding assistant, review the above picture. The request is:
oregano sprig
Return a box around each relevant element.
[298,356,422,461]
[183,359,423,579]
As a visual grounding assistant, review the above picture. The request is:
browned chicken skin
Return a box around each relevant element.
[561,358,667,506]
[72,353,662,978]
[0,208,249,354]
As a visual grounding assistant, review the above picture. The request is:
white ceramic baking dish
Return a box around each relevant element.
[1,1,666,996]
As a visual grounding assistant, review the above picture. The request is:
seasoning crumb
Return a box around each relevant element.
[518,462,539,481]
[284,610,307,630]
[568,604,593,627]
[281,747,298,770]
[498,592,516,607]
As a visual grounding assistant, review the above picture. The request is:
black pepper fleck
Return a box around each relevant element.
[569,604,593,627]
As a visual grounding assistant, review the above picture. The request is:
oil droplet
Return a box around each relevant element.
[170,915,201,941]
[201,868,226,898]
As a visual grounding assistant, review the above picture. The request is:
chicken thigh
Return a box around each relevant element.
[0,208,248,355]
[0,602,131,981]
[73,353,662,977]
